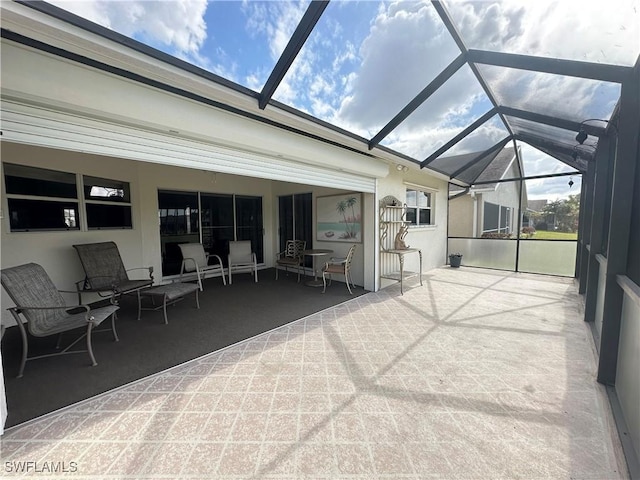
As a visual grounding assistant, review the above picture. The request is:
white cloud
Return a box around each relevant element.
[50,0,208,56]
[447,0,640,66]
[49,0,636,168]
[519,143,581,200]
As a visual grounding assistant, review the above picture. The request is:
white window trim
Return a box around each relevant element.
[404,182,437,227]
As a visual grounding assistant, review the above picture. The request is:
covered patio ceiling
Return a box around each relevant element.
[14,0,640,185]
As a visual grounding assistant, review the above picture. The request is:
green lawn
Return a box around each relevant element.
[530,230,578,240]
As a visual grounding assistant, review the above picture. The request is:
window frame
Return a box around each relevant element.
[83,175,133,230]
[405,184,436,228]
[3,163,133,232]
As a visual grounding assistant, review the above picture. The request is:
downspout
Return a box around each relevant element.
[448,186,470,200]
[471,192,478,238]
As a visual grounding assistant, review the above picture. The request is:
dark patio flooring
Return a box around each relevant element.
[1,268,365,427]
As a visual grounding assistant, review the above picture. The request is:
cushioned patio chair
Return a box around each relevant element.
[322,244,357,294]
[228,240,258,285]
[1,263,120,377]
[73,241,154,318]
[275,239,306,282]
[178,243,226,290]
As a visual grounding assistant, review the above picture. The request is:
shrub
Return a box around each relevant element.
[480,232,513,239]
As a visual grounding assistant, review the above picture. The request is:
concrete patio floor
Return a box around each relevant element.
[0,267,628,479]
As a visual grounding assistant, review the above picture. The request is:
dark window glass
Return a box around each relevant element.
[158,191,200,275]
[483,202,500,232]
[84,176,130,202]
[406,189,432,226]
[201,194,233,227]
[236,195,264,264]
[4,163,77,198]
[8,198,79,231]
[419,209,431,225]
[87,204,132,229]
[406,208,417,225]
[201,194,234,266]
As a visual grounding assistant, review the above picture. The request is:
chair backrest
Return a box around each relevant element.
[1,263,68,336]
[178,243,208,272]
[285,240,306,259]
[344,244,357,270]
[229,240,253,263]
[73,241,128,290]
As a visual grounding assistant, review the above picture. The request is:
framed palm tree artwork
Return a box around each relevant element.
[316,193,362,243]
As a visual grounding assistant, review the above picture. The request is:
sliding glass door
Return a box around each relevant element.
[201,194,234,267]
[158,191,199,276]
[159,190,263,275]
[278,193,312,267]
[235,195,264,264]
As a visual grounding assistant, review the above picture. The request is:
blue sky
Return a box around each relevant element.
[49,0,638,198]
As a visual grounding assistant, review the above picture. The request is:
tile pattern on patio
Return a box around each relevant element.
[0,267,627,479]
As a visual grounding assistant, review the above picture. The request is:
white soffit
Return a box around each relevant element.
[1,100,377,193]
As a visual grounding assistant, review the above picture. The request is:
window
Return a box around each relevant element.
[483,202,500,233]
[3,164,132,231]
[4,163,80,231]
[83,176,132,229]
[500,206,511,233]
[406,188,434,226]
[483,202,512,235]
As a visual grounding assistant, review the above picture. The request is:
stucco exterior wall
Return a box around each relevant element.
[1,143,389,326]
[376,168,448,289]
[448,195,474,237]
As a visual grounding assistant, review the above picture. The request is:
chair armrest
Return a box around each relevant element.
[11,304,93,319]
[181,257,198,273]
[76,275,118,291]
[207,254,224,266]
[125,266,154,279]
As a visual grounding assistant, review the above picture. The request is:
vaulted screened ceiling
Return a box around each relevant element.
[26,0,640,184]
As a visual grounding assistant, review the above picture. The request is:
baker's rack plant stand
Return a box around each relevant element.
[379,195,423,295]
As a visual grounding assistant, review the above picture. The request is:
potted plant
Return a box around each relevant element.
[449,253,463,268]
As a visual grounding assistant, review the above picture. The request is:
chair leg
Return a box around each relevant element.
[11,309,29,378]
[195,288,200,309]
[254,265,258,283]
[111,313,119,342]
[86,324,98,367]
[346,272,353,295]
[275,266,279,280]
[229,267,233,285]
[162,294,169,324]
[196,271,203,291]
[322,272,328,293]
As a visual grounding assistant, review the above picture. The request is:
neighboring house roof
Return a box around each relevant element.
[449,145,519,194]
[527,199,549,212]
[473,146,519,190]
